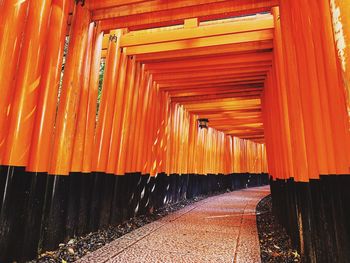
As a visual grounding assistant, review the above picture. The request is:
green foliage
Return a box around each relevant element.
[96,59,105,120]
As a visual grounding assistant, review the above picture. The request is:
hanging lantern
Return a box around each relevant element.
[198,118,209,129]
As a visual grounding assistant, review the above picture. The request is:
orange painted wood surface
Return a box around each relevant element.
[49,4,91,175]
[0,0,29,164]
[28,0,70,172]
[3,0,52,167]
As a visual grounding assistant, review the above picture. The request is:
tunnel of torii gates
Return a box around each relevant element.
[0,0,350,262]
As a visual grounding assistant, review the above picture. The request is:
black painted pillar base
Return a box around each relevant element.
[77,173,94,236]
[21,172,48,260]
[41,174,70,252]
[270,176,350,263]
[0,166,41,262]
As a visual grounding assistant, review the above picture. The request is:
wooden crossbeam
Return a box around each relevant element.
[146,61,272,74]
[225,131,264,136]
[120,15,273,47]
[96,0,279,30]
[134,41,273,61]
[86,0,148,10]
[217,123,264,128]
[171,90,262,103]
[153,66,270,81]
[208,111,262,116]
[93,1,273,20]
[186,105,261,112]
[163,83,263,91]
[192,109,261,116]
[183,98,261,109]
[158,77,266,88]
[144,52,273,70]
[168,86,263,97]
[209,119,263,125]
[125,29,273,55]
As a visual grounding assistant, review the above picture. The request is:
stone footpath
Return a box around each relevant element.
[78,186,270,263]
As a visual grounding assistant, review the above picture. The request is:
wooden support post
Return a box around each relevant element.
[0,0,29,163]
[49,4,90,175]
[3,0,52,167]
[138,78,153,174]
[274,1,310,181]
[71,22,95,172]
[82,23,104,173]
[115,56,137,175]
[93,29,122,172]
[125,62,142,173]
[28,0,70,172]
[105,51,128,174]
[135,74,153,173]
[131,66,147,173]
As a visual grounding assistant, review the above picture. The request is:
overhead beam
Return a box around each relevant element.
[183,98,261,108]
[86,0,149,10]
[168,87,263,96]
[98,0,279,30]
[216,123,264,129]
[125,29,273,55]
[185,105,261,111]
[225,131,264,136]
[135,40,273,61]
[163,83,263,92]
[152,66,270,81]
[93,1,273,20]
[147,61,272,74]
[144,52,273,70]
[192,109,261,115]
[199,111,262,117]
[209,119,263,125]
[158,76,266,88]
[158,72,266,83]
[120,15,273,47]
[182,100,261,109]
[171,90,262,103]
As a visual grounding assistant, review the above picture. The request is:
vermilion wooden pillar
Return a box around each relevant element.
[28,0,70,172]
[0,0,28,164]
[49,3,90,175]
[149,83,159,175]
[3,0,52,167]
[93,30,122,172]
[106,50,128,174]
[146,83,155,174]
[116,56,137,175]
[130,66,146,173]
[131,67,147,173]
[141,80,155,174]
[82,23,104,173]
[133,66,152,173]
[125,62,142,173]
[160,92,171,174]
[71,22,95,172]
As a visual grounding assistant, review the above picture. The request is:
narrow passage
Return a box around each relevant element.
[78,186,270,263]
